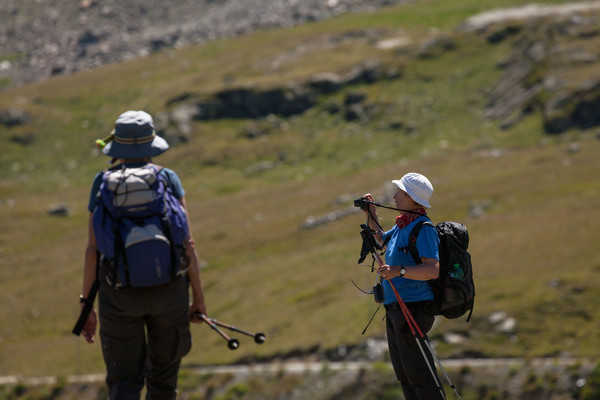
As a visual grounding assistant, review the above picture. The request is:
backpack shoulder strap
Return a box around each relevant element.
[147,162,163,171]
[407,217,435,265]
[407,220,425,265]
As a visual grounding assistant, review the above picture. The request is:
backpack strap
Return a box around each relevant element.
[148,162,181,280]
[406,217,435,265]
[147,162,162,171]
[406,220,425,265]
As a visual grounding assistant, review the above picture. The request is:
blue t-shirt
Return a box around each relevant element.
[381,216,439,304]
[87,162,185,213]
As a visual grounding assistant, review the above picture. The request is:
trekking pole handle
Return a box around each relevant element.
[95,132,114,150]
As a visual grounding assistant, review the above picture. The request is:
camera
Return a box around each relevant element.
[354,197,369,211]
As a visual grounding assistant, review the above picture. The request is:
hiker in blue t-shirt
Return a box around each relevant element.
[79,110,207,400]
[361,172,445,400]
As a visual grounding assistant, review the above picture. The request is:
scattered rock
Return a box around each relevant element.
[344,91,367,105]
[469,199,491,219]
[307,72,343,94]
[344,104,365,121]
[341,59,403,86]
[47,204,70,217]
[567,143,581,153]
[418,34,456,59]
[0,107,32,127]
[489,311,517,335]
[443,331,469,345]
[301,207,360,229]
[496,317,517,334]
[488,311,508,324]
[486,24,522,43]
[10,132,36,146]
[547,278,562,288]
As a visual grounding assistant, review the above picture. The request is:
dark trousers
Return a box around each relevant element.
[385,301,446,400]
[98,277,192,400]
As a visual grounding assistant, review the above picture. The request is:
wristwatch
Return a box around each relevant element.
[400,267,406,277]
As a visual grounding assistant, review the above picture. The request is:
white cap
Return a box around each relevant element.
[392,172,434,208]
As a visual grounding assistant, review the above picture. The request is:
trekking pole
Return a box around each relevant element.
[206,317,267,344]
[197,314,240,350]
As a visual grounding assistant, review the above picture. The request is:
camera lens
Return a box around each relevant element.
[354,198,369,210]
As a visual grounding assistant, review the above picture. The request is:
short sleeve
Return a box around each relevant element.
[87,172,104,213]
[159,168,186,199]
[415,223,439,261]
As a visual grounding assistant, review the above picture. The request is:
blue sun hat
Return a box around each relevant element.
[102,110,169,159]
[392,172,434,208]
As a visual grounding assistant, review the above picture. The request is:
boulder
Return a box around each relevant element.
[0,107,32,127]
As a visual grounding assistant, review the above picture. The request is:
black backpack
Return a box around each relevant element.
[407,219,475,321]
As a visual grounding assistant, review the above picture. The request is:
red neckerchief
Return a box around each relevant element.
[395,208,427,229]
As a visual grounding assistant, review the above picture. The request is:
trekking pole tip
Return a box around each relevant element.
[254,333,266,344]
[228,338,240,350]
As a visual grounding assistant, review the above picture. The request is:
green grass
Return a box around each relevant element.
[1,0,599,378]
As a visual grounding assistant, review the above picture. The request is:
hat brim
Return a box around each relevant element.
[392,179,431,208]
[102,135,169,159]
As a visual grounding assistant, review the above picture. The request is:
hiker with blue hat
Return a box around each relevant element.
[360,172,445,400]
[78,110,207,400]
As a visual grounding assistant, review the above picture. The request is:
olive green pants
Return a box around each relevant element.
[98,277,192,400]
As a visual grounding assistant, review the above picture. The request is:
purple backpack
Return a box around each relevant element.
[93,164,189,288]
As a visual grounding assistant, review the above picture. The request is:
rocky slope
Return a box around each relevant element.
[459,2,600,134]
[154,1,600,143]
[3,2,600,139]
[0,0,411,90]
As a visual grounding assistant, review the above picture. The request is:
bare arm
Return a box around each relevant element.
[377,257,440,281]
[179,197,207,323]
[80,213,98,343]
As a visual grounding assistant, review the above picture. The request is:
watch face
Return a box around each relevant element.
[401,268,406,276]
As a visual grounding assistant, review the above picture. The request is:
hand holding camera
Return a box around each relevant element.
[354,194,377,216]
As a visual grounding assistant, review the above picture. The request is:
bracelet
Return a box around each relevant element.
[79,295,87,304]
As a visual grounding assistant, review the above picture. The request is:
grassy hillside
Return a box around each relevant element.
[1,0,599,379]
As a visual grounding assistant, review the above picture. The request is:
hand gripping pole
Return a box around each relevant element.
[207,318,267,344]
[197,314,267,350]
[197,314,240,350]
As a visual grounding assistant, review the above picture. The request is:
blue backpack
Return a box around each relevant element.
[93,164,189,288]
